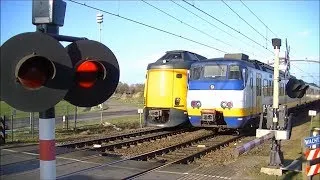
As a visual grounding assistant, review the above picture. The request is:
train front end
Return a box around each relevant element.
[187,59,250,129]
[144,50,206,128]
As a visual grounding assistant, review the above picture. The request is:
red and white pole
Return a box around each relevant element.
[39,108,56,180]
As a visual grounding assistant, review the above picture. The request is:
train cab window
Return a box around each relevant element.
[190,67,202,80]
[203,64,227,79]
[228,65,242,80]
[160,53,182,62]
[188,53,200,61]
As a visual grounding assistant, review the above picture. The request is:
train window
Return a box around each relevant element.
[228,65,242,80]
[279,83,284,96]
[188,53,199,61]
[190,67,202,80]
[268,80,272,96]
[203,65,227,79]
[176,74,182,78]
[160,53,182,62]
[256,76,261,96]
[263,79,268,96]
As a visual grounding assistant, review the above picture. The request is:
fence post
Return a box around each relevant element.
[74,106,77,132]
[66,105,69,130]
[63,115,66,129]
[31,112,34,139]
[11,110,15,142]
[138,109,143,128]
[29,112,32,133]
[0,116,5,144]
[100,104,103,125]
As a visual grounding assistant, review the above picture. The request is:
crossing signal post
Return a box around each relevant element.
[257,38,309,176]
[0,0,120,179]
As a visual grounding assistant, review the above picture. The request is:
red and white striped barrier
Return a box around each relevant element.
[305,148,320,176]
[234,132,274,157]
[306,164,320,176]
[305,148,320,161]
[39,118,56,180]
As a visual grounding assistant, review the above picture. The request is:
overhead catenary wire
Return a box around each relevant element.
[67,0,228,53]
[221,0,271,44]
[290,63,317,82]
[239,0,278,37]
[141,0,232,48]
[182,0,274,54]
[170,0,264,58]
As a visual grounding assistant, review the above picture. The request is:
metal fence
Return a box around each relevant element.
[1,101,141,144]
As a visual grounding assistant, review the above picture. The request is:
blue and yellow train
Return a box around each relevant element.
[187,53,320,130]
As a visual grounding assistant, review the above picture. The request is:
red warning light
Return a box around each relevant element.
[76,60,101,88]
[17,56,54,90]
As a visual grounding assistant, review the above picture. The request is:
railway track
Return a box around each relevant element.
[57,127,165,148]
[124,133,244,179]
[57,131,245,180]
[58,127,196,154]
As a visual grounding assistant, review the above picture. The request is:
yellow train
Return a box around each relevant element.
[143,50,207,128]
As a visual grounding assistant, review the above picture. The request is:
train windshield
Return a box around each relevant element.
[203,65,227,80]
[228,65,242,80]
[190,64,243,80]
[158,53,182,62]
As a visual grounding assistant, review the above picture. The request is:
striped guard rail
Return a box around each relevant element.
[305,148,320,176]
[234,132,274,157]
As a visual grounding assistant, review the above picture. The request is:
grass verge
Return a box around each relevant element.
[4,115,141,144]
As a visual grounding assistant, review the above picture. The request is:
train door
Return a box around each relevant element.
[249,72,254,115]
[256,73,262,114]
[173,69,188,111]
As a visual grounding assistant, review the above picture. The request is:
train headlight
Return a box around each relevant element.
[221,101,233,109]
[227,101,233,109]
[220,101,227,109]
[191,100,201,108]
[175,98,181,106]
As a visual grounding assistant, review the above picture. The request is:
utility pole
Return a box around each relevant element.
[97,12,104,125]
[96,12,103,43]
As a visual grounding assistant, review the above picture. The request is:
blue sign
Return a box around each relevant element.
[304,135,320,147]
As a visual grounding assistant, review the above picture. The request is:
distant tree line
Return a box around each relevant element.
[115,82,145,94]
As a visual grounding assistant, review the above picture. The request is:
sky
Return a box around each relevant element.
[1,0,319,85]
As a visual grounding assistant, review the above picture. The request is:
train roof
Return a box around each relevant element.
[191,53,290,78]
[157,50,207,62]
[147,50,207,70]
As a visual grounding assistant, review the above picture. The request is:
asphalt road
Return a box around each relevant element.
[7,109,138,129]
